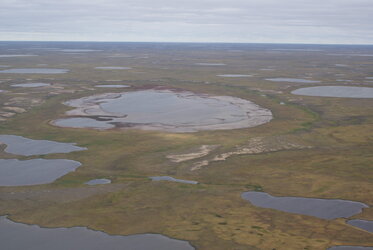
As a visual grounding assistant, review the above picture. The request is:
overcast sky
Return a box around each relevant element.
[1,0,372,44]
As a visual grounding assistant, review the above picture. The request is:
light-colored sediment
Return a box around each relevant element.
[167,145,219,162]
[0,112,15,118]
[191,136,311,171]
[3,107,26,113]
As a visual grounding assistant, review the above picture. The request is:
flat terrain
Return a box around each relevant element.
[0,42,372,249]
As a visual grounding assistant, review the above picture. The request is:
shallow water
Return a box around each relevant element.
[265,78,321,83]
[0,135,86,156]
[11,83,51,88]
[217,74,252,77]
[95,67,131,70]
[0,216,194,250]
[241,191,368,220]
[347,219,373,233]
[85,179,111,185]
[99,90,269,130]
[291,86,373,98]
[54,89,272,132]
[0,159,81,186]
[53,118,115,129]
[99,90,271,132]
[150,176,198,184]
[95,85,130,88]
[0,68,68,74]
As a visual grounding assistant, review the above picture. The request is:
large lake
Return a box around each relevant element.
[0,216,194,250]
[53,89,273,132]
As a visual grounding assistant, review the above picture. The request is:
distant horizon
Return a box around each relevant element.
[1,40,373,46]
[2,1,372,45]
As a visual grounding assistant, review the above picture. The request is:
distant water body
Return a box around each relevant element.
[292,86,373,98]
[0,68,68,74]
[0,135,86,156]
[0,216,195,250]
[241,191,368,220]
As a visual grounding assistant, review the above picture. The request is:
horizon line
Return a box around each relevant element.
[0,40,373,46]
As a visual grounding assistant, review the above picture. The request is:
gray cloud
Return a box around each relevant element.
[0,0,372,44]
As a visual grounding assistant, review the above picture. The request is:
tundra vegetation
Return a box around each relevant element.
[0,42,372,249]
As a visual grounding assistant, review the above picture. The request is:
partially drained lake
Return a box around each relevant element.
[241,192,368,220]
[52,89,273,132]
[0,135,86,156]
[0,159,81,186]
[0,216,194,250]
[291,86,373,98]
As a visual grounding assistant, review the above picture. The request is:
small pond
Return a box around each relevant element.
[291,86,373,98]
[241,191,368,220]
[0,216,194,250]
[85,179,111,185]
[0,159,81,186]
